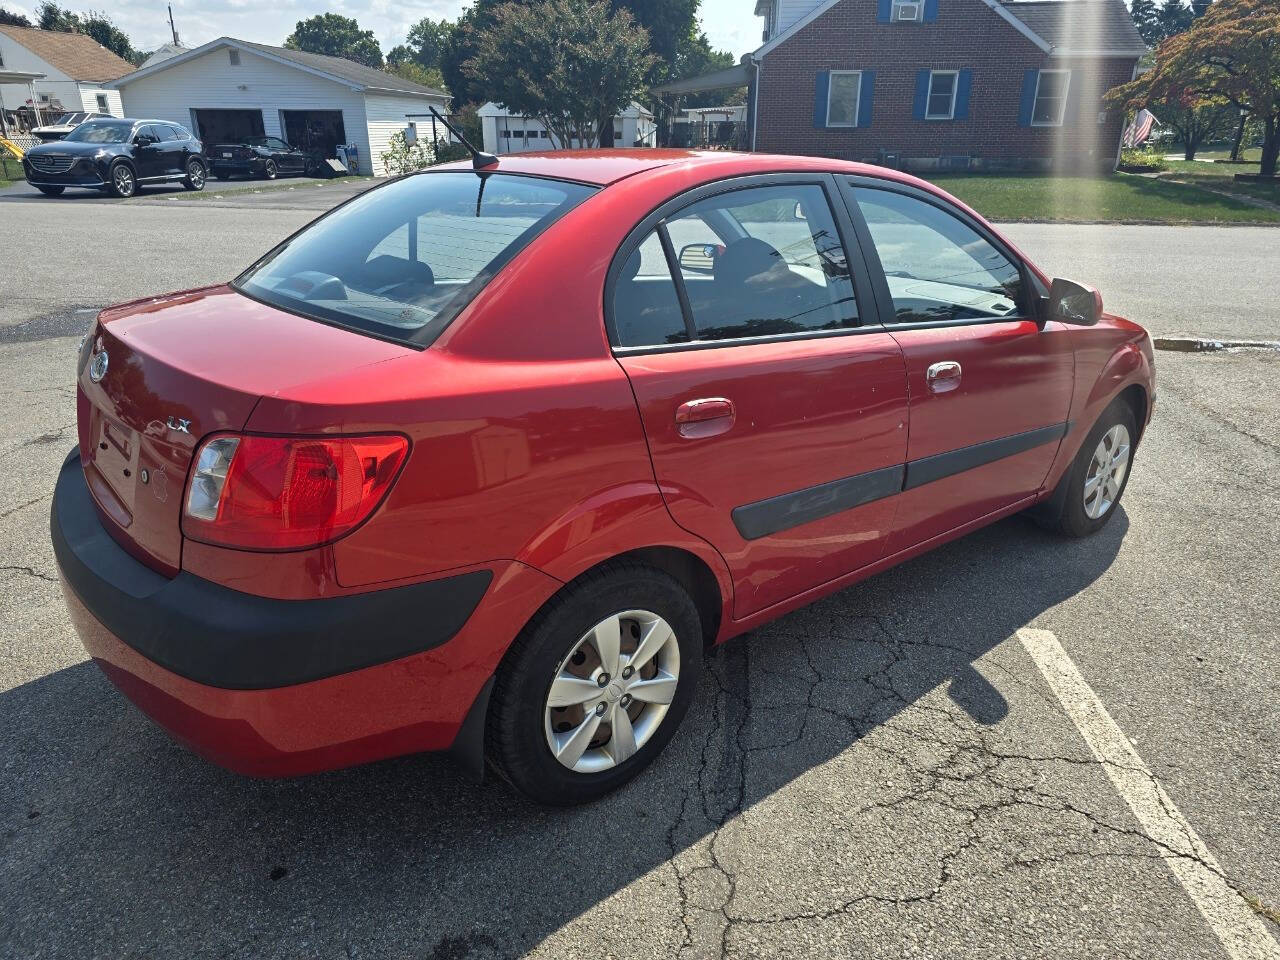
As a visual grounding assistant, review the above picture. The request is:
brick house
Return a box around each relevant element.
[718,0,1146,171]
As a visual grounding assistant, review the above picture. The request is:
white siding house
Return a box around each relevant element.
[478,101,657,155]
[111,38,449,176]
[0,24,129,130]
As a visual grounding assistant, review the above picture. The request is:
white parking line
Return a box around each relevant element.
[1017,628,1280,960]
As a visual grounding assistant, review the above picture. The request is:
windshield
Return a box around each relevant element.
[235,172,596,346]
[64,121,134,144]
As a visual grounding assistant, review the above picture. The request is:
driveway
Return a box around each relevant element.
[1,192,1277,959]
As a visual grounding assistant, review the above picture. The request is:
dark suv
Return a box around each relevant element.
[23,118,206,198]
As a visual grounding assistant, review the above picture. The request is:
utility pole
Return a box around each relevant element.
[168,4,180,45]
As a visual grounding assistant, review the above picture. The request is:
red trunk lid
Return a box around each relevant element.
[76,286,409,575]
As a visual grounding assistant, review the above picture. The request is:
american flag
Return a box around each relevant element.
[1122,109,1158,148]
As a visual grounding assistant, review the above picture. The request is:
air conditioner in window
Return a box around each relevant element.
[894,2,922,21]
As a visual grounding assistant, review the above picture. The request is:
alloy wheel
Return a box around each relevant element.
[187,161,205,188]
[543,610,680,774]
[264,160,277,179]
[113,165,134,196]
[1083,423,1131,519]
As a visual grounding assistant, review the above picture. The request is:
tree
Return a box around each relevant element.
[673,29,740,108]
[35,1,78,31]
[0,7,32,26]
[442,0,700,105]
[1156,0,1195,37]
[284,13,384,68]
[80,10,138,63]
[1107,0,1280,176]
[404,17,452,68]
[385,60,446,92]
[464,0,656,149]
[1130,0,1161,44]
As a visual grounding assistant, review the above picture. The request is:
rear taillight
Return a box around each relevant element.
[183,433,409,550]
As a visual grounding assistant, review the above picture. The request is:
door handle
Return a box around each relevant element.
[675,397,735,439]
[926,361,962,394]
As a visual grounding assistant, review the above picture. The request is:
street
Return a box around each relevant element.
[1,188,1277,959]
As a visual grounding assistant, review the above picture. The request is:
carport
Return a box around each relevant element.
[190,108,264,145]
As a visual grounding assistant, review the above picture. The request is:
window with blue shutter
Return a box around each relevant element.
[814,71,830,128]
[913,70,931,121]
[858,71,875,127]
[877,0,892,21]
[1018,69,1039,127]
[923,0,939,20]
[954,69,972,119]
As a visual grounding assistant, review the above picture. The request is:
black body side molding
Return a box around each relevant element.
[903,422,1070,490]
[731,422,1070,541]
[52,450,492,690]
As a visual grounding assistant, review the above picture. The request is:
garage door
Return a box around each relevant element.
[191,109,265,145]
[280,110,346,159]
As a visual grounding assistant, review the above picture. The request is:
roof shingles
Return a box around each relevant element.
[239,40,447,98]
[0,24,135,82]
[999,0,1146,52]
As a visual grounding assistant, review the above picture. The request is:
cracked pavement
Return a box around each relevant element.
[1,193,1277,959]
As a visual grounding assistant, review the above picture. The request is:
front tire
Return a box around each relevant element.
[106,162,136,198]
[486,561,702,805]
[1042,400,1137,538]
[182,158,206,191]
[35,184,64,197]
[262,159,277,180]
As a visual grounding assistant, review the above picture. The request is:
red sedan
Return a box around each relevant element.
[52,150,1154,805]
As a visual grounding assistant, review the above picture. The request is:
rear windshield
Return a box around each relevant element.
[234,172,596,346]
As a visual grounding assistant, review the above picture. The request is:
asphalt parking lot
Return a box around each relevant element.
[1,185,1277,959]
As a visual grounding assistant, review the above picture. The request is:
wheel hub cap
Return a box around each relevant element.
[1083,423,1131,520]
[543,609,680,774]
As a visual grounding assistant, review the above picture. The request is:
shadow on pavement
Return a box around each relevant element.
[0,510,1127,957]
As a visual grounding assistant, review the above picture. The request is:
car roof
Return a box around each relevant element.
[433,149,931,188]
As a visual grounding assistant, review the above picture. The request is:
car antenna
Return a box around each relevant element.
[428,106,498,170]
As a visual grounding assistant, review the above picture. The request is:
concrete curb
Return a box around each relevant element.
[1154,337,1280,353]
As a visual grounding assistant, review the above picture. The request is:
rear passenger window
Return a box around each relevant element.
[613,232,689,347]
[853,187,1024,325]
[612,183,859,348]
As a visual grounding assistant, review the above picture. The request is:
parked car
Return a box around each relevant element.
[51,151,1154,805]
[207,135,317,180]
[23,118,206,198]
[30,111,110,142]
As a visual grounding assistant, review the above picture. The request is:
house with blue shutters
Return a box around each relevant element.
[695,0,1147,171]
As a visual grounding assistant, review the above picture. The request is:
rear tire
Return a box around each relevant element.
[486,560,702,805]
[35,184,64,197]
[1040,400,1137,538]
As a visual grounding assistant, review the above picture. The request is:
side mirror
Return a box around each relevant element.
[678,243,721,274]
[1046,278,1102,326]
[133,134,154,145]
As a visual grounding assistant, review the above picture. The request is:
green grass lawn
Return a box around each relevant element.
[927,172,1280,224]
[1166,146,1261,162]
[1161,160,1280,207]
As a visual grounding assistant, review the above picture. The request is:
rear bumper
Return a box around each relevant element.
[52,449,556,776]
[207,157,263,176]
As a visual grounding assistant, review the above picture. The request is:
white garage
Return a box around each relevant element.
[110,37,449,176]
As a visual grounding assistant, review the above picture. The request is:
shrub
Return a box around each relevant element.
[431,142,471,165]
[380,130,434,176]
[1119,148,1169,172]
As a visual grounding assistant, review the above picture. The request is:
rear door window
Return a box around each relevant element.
[612,183,860,347]
[235,172,596,346]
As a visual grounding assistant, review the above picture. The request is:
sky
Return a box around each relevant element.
[0,0,762,63]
